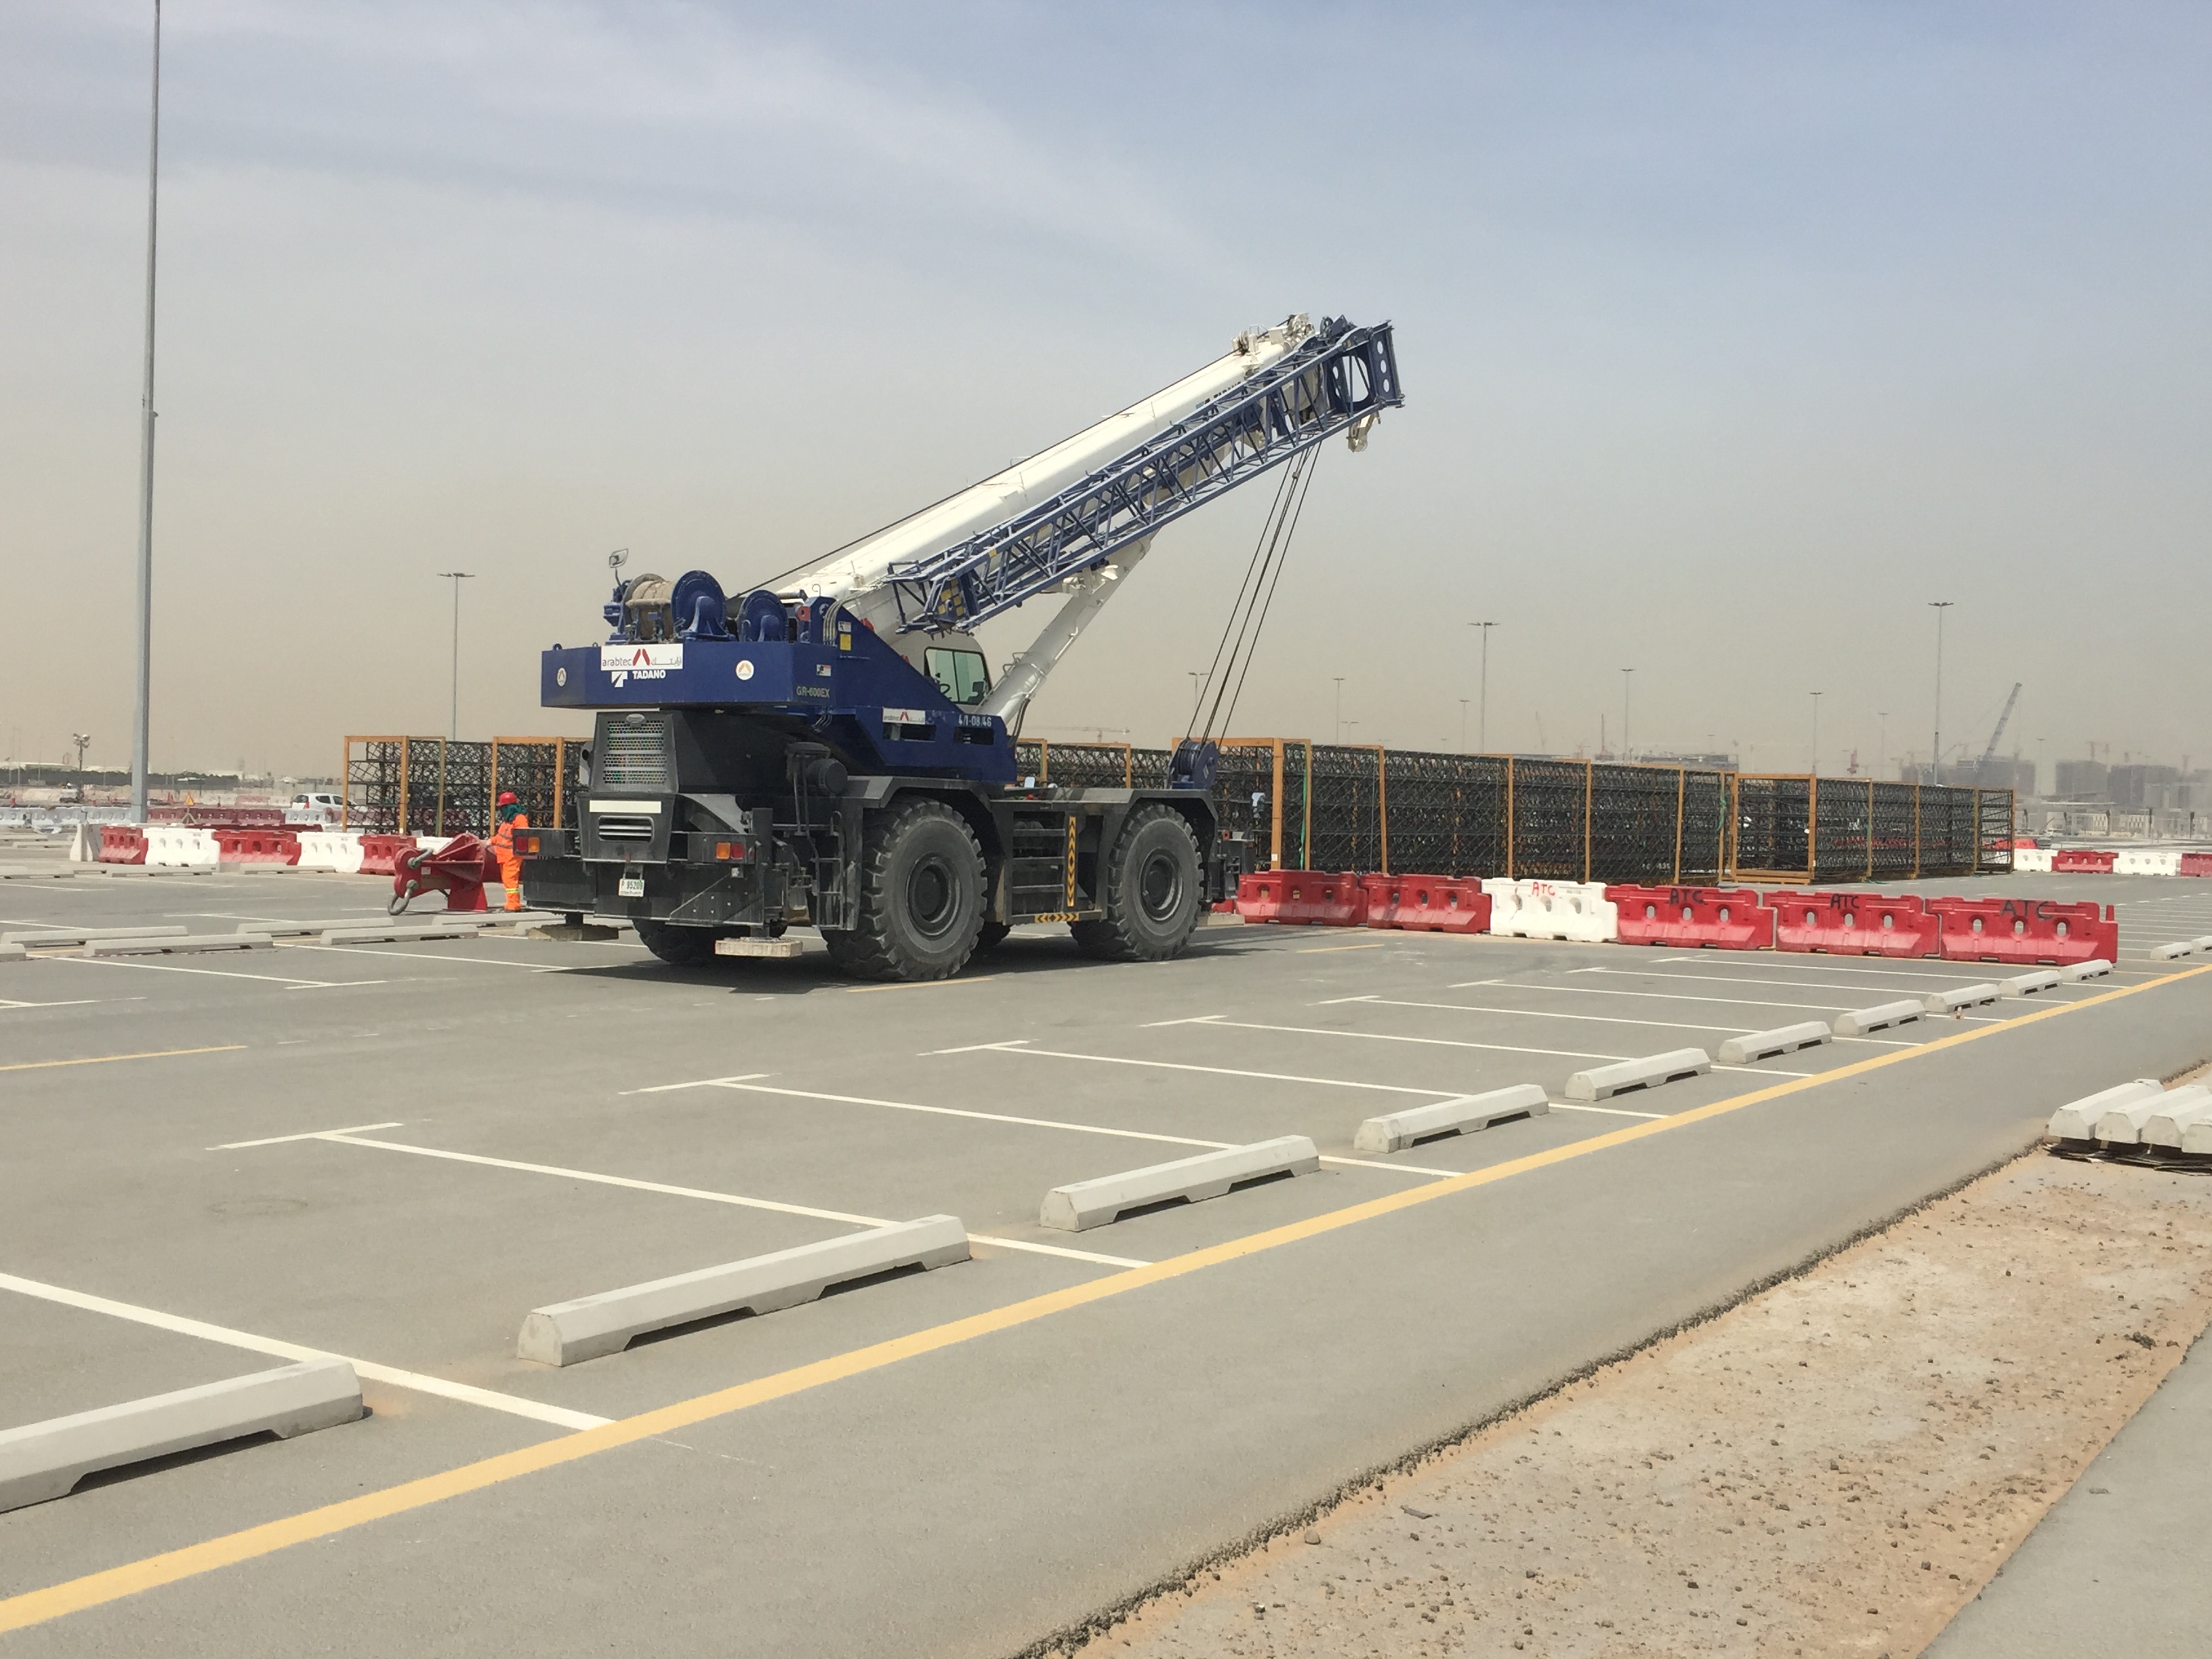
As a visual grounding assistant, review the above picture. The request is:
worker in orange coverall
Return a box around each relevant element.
[490,791,530,912]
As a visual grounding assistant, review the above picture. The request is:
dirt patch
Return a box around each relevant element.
[1057,1155,2212,1659]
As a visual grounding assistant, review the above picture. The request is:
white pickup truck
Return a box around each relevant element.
[284,792,344,827]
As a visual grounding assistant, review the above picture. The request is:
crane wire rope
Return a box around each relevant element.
[1194,443,1323,743]
[1183,454,1300,742]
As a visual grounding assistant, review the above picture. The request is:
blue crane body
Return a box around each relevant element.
[520,315,1401,980]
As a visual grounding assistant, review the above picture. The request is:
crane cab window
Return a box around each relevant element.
[923,648,991,705]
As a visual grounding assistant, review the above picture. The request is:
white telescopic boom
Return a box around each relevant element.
[797,317,1317,642]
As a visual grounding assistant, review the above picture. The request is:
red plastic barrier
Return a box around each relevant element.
[213,827,301,865]
[357,834,419,876]
[96,825,148,865]
[2182,853,2212,878]
[1233,870,1366,926]
[2051,848,2116,873]
[392,833,499,914]
[1605,885,1776,950]
[1362,874,1491,934]
[1770,890,1942,958]
[1927,897,2118,966]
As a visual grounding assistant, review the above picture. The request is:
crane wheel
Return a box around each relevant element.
[634,918,718,966]
[1071,804,1202,962]
[825,798,985,981]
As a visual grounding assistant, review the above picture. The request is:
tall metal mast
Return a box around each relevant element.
[129,1,162,821]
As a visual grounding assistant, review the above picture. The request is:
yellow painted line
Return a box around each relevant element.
[844,975,996,994]
[4,961,2208,1635]
[1294,941,1391,954]
[0,1044,244,1074]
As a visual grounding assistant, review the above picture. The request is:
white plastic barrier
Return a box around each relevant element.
[2009,848,2055,874]
[1485,878,1618,943]
[295,832,365,874]
[144,827,218,867]
[2115,848,2182,876]
[1480,878,1521,933]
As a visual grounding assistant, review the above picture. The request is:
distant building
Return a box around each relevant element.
[2053,758,2109,799]
[2108,764,2179,811]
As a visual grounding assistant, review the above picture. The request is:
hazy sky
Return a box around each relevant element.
[3,2,2207,783]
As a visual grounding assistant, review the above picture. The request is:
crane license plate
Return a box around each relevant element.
[618,874,645,898]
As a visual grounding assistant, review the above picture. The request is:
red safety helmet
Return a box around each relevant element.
[497,791,519,806]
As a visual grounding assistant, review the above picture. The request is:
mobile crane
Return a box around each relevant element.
[520,314,1402,980]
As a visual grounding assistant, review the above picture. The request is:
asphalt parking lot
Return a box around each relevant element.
[5,853,2212,1655]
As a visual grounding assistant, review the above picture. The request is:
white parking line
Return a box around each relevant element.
[1551,1101,1666,1119]
[619,1073,771,1095]
[1633,954,2006,984]
[963,1042,1452,1097]
[712,1074,1235,1149]
[718,1075,1465,1179]
[212,1122,408,1149]
[1166,1012,1627,1062]
[0,998,108,1010]
[1610,962,2089,996]
[1557,970,2015,1021]
[51,956,384,989]
[249,1126,1148,1271]
[286,943,598,974]
[1176,1011,1815,1078]
[1320,993,1756,1036]
[310,1131,887,1225]
[0,1271,609,1432]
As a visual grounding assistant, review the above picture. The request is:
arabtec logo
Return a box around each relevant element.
[599,643,682,686]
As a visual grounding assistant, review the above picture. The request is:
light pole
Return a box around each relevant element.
[1470,621,1496,752]
[438,572,475,741]
[72,733,92,796]
[1458,698,1469,752]
[1809,691,1822,776]
[1187,670,1210,726]
[1620,668,1634,762]
[129,1,163,823]
[1333,676,1345,745]
[1929,600,1954,786]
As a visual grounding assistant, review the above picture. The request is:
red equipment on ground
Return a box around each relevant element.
[213,828,300,865]
[2051,849,2116,873]
[390,833,500,914]
[1233,871,1367,926]
[357,835,419,876]
[1361,874,1490,933]
[1605,885,1775,949]
[2182,853,2212,878]
[1769,890,1942,958]
[1927,897,2118,967]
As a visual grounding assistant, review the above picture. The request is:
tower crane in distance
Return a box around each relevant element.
[522,314,1403,980]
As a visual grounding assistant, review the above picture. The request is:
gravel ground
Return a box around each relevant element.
[1062,1151,2212,1659]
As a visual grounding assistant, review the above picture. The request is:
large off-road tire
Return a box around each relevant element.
[971,921,1012,954]
[826,798,986,981]
[634,918,718,966]
[1070,804,1203,962]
